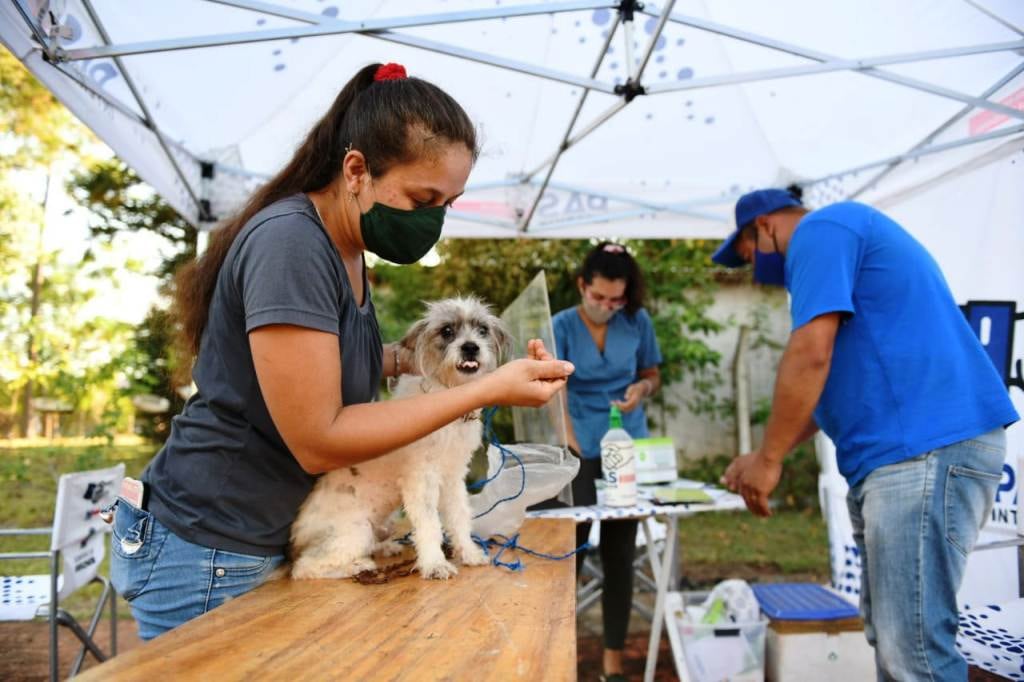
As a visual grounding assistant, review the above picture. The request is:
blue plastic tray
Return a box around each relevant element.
[752,583,859,621]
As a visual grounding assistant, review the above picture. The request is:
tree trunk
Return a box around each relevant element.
[18,171,49,437]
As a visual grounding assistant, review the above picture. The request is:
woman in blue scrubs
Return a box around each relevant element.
[553,242,662,681]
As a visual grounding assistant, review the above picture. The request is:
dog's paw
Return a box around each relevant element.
[417,559,458,580]
[458,545,491,567]
[374,539,405,557]
[291,556,377,580]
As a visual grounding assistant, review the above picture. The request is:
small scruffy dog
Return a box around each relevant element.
[289,297,510,580]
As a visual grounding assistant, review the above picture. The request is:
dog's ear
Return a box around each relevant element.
[399,319,429,352]
[489,317,514,363]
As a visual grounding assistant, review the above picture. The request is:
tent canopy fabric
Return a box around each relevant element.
[3,0,1023,238]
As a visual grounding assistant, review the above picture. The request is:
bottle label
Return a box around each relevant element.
[601,441,637,507]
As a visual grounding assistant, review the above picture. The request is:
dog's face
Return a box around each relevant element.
[401,297,511,388]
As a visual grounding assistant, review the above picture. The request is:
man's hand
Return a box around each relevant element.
[721,452,783,517]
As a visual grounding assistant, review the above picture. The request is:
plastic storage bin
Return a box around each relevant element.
[666,591,767,682]
[752,583,875,681]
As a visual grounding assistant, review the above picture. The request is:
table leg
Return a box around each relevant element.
[643,516,678,682]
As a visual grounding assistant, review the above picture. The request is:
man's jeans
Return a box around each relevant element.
[847,428,1005,681]
[110,500,284,640]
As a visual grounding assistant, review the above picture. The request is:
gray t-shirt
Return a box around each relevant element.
[143,194,382,556]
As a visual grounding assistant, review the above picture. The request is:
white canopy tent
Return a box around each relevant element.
[4,0,1024,627]
[2,0,1022,239]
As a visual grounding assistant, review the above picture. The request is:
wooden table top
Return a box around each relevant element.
[79,518,577,681]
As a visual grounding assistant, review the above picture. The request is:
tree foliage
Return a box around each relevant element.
[69,159,199,279]
[0,48,80,170]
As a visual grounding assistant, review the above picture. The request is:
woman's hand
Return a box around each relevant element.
[484,357,574,408]
[611,380,650,413]
[526,338,555,362]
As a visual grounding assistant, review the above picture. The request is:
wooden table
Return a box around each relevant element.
[78,518,576,681]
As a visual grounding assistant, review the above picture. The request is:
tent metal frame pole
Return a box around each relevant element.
[446,210,517,230]
[803,122,1024,188]
[848,61,1024,199]
[165,0,616,94]
[633,0,675,80]
[529,206,718,233]
[11,0,54,58]
[644,8,1024,122]
[78,0,205,219]
[530,208,656,232]
[646,40,1024,95]
[521,0,675,180]
[545,180,727,222]
[60,1,613,60]
[521,100,629,180]
[517,14,620,231]
[963,0,1024,36]
[622,10,637,81]
[365,30,614,93]
[44,60,202,165]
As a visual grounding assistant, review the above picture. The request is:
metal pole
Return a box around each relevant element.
[644,516,678,682]
[847,62,1024,199]
[804,122,1024,189]
[521,100,628,180]
[62,0,614,60]
[646,41,1024,95]
[735,325,752,454]
[518,15,620,231]
[962,0,1024,36]
[49,550,59,682]
[634,0,676,81]
[79,0,205,219]
[644,8,1024,121]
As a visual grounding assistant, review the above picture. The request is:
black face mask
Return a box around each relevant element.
[359,201,445,265]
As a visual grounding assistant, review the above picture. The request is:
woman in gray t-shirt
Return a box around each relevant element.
[110,62,574,640]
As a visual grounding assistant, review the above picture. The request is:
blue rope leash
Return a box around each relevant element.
[469,406,526,519]
[471,532,591,572]
[464,407,589,571]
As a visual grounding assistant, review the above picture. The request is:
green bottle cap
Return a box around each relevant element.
[609,405,623,429]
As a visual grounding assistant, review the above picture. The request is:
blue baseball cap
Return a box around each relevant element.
[712,188,801,267]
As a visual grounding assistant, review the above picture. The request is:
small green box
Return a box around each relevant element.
[633,437,677,484]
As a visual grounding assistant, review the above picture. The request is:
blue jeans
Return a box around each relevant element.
[109,500,284,640]
[847,428,1005,681]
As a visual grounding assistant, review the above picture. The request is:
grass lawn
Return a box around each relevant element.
[2,441,831,620]
[676,509,830,586]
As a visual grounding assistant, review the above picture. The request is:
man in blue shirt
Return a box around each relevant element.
[715,188,1019,680]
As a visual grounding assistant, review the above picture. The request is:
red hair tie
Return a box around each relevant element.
[374,63,407,81]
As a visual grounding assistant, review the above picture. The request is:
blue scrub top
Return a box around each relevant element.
[786,201,1019,485]
[553,306,663,459]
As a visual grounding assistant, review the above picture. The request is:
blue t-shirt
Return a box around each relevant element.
[553,307,663,459]
[786,201,1019,485]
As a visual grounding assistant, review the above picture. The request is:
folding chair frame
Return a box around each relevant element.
[0,527,118,682]
[576,517,681,623]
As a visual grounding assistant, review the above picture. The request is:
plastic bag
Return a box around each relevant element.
[469,442,579,538]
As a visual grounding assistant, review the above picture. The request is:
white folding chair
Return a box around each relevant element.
[0,463,124,681]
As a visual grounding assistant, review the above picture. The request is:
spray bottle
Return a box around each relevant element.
[600,405,637,507]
